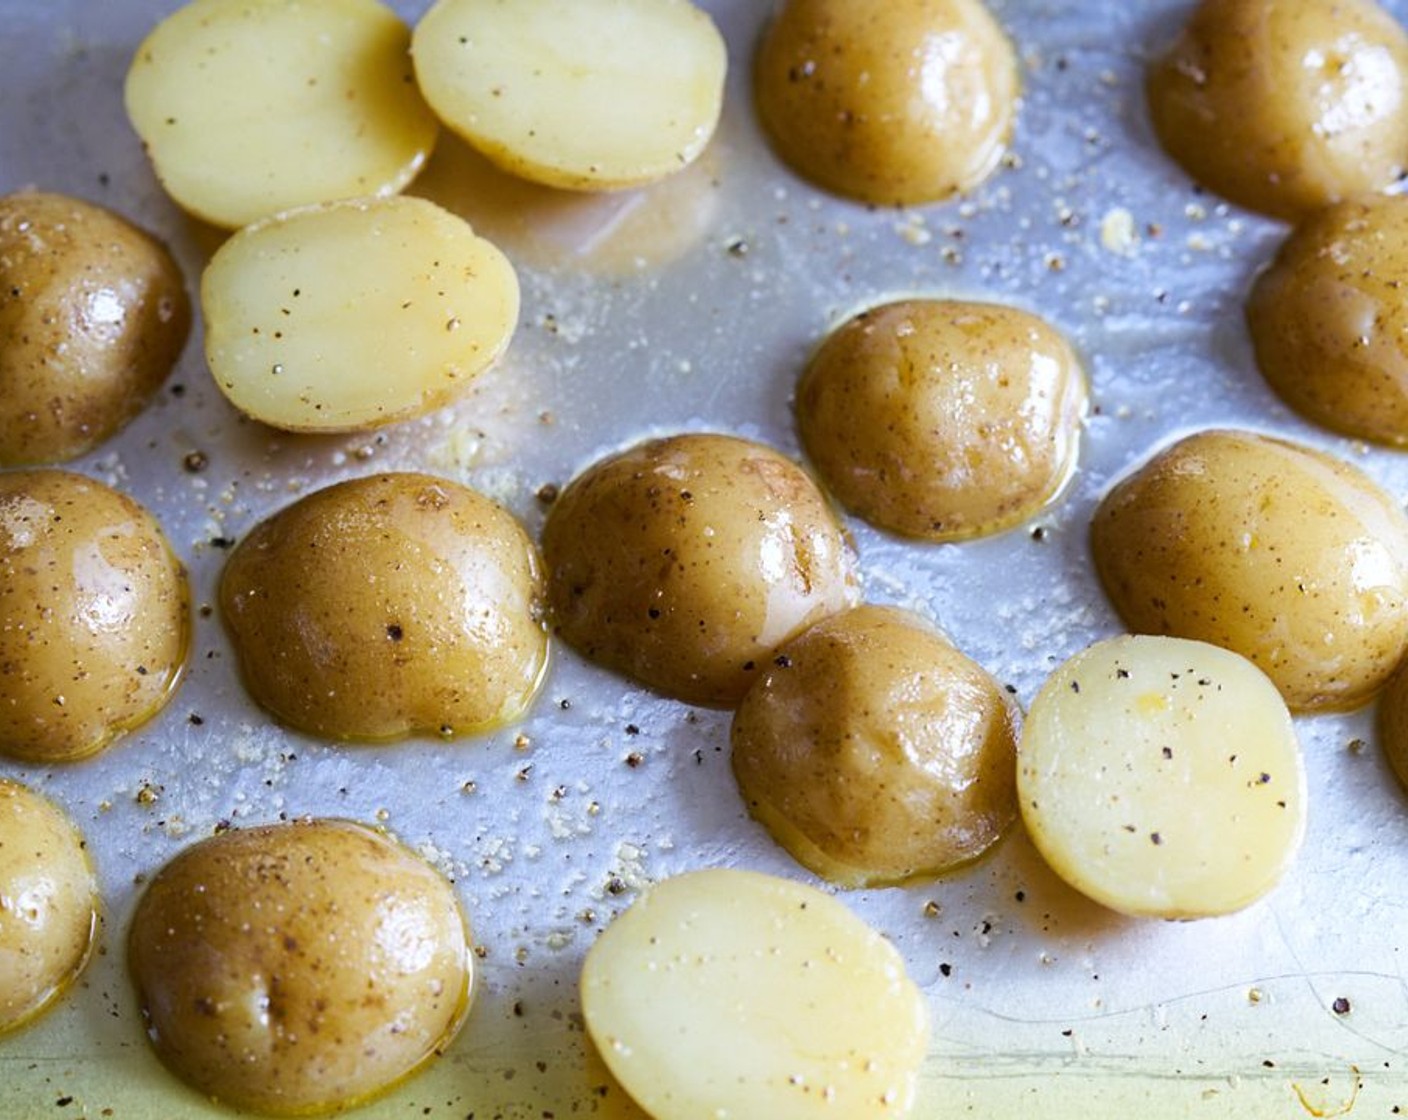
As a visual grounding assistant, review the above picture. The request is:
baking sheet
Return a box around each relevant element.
[3,1,1408,1116]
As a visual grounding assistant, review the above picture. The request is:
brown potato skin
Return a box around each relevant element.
[1247,196,1408,446]
[730,605,1019,887]
[542,433,861,707]
[796,299,1087,542]
[127,819,472,1116]
[0,470,188,762]
[1091,429,1408,713]
[0,780,98,1034]
[0,192,190,465]
[1378,660,1408,794]
[1147,0,1408,221]
[220,472,547,741]
[754,0,1018,206]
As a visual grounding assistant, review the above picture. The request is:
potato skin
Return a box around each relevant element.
[754,0,1018,206]
[542,433,861,707]
[731,605,1019,887]
[0,470,188,762]
[1247,196,1408,446]
[127,819,472,1116]
[220,472,547,741]
[0,780,98,1034]
[1378,659,1408,794]
[1146,0,1408,221]
[1091,429,1408,713]
[0,192,190,465]
[796,299,1087,542]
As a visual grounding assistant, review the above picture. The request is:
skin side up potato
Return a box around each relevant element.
[1090,429,1408,713]
[754,0,1019,206]
[541,432,861,708]
[0,191,190,466]
[1146,0,1408,221]
[730,604,1020,887]
[127,818,473,1116]
[219,472,548,741]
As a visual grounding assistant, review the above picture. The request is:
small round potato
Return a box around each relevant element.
[0,191,190,465]
[127,818,472,1116]
[731,605,1020,887]
[542,433,861,708]
[1379,659,1408,794]
[1091,429,1408,713]
[1146,0,1408,221]
[581,868,929,1120]
[796,299,1088,542]
[220,472,547,741]
[1247,196,1408,446]
[1019,636,1306,919]
[0,780,98,1034]
[754,0,1019,206]
[0,470,188,762]
[125,0,439,229]
[413,0,726,191]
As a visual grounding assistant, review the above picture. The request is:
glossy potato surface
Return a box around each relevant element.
[1248,196,1408,445]
[1091,430,1408,712]
[797,299,1087,541]
[125,0,438,229]
[0,191,189,465]
[202,196,518,433]
[0,470,188,762]
[754,0,1018,206]
[0,780,98,1034]
[413,0,726,190]
[1019,636,1305,919]
[542,433,861,707]
[127,819,472,1116]
[220,472,547,741]
[731,605,1019,887]
[581,868,929,1120]
[1147,0,1408,221]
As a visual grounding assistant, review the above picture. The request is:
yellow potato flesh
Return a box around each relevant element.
[124,0,439,229]
[0,780,98,1034]
[202,196,518,432]
[413,0,726,191]
[581,868,929,1120]
[1019,635,1306,919]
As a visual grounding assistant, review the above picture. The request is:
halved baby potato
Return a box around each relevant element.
[1019,635,1306,919]
[125,0,439,229]
[413,0,727,190]
[581,868,930,1119]
[201,196,518,432]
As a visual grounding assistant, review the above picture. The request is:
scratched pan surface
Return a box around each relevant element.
[2,1,1407,1116]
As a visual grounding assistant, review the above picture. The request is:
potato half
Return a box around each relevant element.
[413,0,726,191]
[731,604,1020,887]
[796,298,1088,542]
[1091,429,1408,713]
[125,0,439,229]
[581,868,930,1120]
[0,470,188,762]
[1247,195,1408,446]
[542,432,861,707]
[0,191,189,466]
[128,818,472,1116]
[1019,635,1306,919]
[0,780,98,1035]
[220,472,547,741]
[201,196,518,432]
[1147,0,1408,221]
[755,0,1019,206]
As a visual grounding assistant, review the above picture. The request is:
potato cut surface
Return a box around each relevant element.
[581,868,929,1119]
[1019,635,1306,919]
[124,0,439,229]
[413,0,726,190]
[202,196,518,432]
